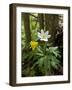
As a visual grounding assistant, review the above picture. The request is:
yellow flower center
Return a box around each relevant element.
[30,41,38,50]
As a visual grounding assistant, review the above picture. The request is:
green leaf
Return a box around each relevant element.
[36,47,43,53]
[36,57,45,70]
[36,53,44,57]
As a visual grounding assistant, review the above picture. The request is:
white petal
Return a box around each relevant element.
[41,29,44,34]
[40,38,48,41]
[45,31,49,35]
[44,39,48,41]
[38,32,41,38]
[38,32,40,36]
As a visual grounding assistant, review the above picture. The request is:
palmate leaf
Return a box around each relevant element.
[36,53,44,57]
[43,56,50,75]
[34,46,61,75]
[51,60,58,69]
[38,57,44,68]
[36,47,43,53]
[37,56,48,74]
[51,58,60,69]
[48,54,60,68]
[22,50,33,61]
[22,44,62,76]
[47,47,61,57]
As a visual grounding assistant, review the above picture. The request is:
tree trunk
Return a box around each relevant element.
[22,13,31,45]
[45,14,59,45]
[22,13,32,76]
[38,14,44,30]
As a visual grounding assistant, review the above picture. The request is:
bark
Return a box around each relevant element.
[38,14,44,30]
[45,14,59,44]
[22,13,31,44]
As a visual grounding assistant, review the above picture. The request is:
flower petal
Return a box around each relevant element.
[40,38,48,41]
[38,32,41,38]
[45,31,49,35]
[41,29,44,34]
[37,30,51,42]
[44,39,48,41]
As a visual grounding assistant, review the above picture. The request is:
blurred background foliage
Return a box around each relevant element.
[21,13,63,77]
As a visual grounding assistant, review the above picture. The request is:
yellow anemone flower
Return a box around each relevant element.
[30,41,38,50]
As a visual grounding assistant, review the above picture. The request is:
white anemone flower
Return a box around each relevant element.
[38,29,51,41]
